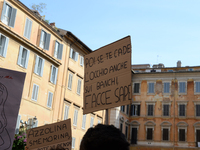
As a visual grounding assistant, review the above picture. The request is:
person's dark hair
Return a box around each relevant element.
[80,124,130,150]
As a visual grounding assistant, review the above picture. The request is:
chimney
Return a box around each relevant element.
[177,61,181,67]
[50,22,55,27]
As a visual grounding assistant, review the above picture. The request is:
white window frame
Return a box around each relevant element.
[24,17,32,40]
[73,109,78,126]
[177,122,188,142]
[17,46,30,69]
[70,48,79,61]
[178,81,187,95]
[80,55,84,66]
[77,78,82,95]
[82,114,87,129]
[147,82,155,94]
[54,40,63,60]
[67,72,73,90]
[145,121,155,141]
[0,33,9,58]
[160,121,172,141]
[131,102,141,116]
[34,55,45,77]
[50,65,58,84]
[31,84,39,101]
[47,91,53,108]
[1,1,17,27]
[39,29,51,50]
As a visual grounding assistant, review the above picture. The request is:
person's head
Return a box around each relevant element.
[80,124,130,150]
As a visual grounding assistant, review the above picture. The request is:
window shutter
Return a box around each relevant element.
[68,73,73,90]
[9,7,17,28]
[47,92,53,108]
[24,49,30,69]
[54,67,58,84]
[2,36,9,58]
[58,44,63,60]
[73,110,78,126]
[82,115,86,129]
[34,55,39,74]
[126,105,129,115]
[39,30,43,48]
[72,137,76,148]
[32,84,39,101]
[24,18,28,38]
[75,52,79,61]
[196,82,200,92]
[40,58,45,77]
[80,56,84,66]
[137,105,140,116]
[44,33,51,50]
[15,115,21,134]
[1,1,6,23]
[50,65,54,83]
[77,79,82,95]
[70,48,73,58]
[90,117,94,127]
[64,105,69,120]
[17,46,23,65]
[27,19,32,39]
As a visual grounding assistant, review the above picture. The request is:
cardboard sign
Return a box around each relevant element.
[83,36,132,114]
[0,67,26,150]
[27,119,72,150]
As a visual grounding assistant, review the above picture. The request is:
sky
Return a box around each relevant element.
[20,0,200,67]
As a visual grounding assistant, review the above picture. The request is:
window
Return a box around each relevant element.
[126,105,129,115]
[98,120,101,124]
[0,33,9,57]
[147,104,154,116]
[24,18,32,39]
[72,137,76,149]
[125,125,128,139]
[15,115,21,134]
[179,82,186,93]
[64,105,69,120]
[162,128,169,141]
[77,79,82,95]
[179,104,185,117]
[34,55,45,76]
[50,65,58,84]
[90,117,94,127]
[67,73,73,90]
[121,105,125,112]
[80,56,84,66]
[39,30,51,50]
[1,1,17,27]
[120,122,123,132]
[133,83,140,94]
[131,104,140,116]
[82,115,87,129]
[179,129,185,141]
[163,104,169,116]
[54,41,63,60]
[147,128,153,140]
[73,109,78,126]
[196,104,200,117]
[31,84,39,101]
[47,92,53,108]
[17,46,30,68]
[195,82,200,93]
[163,82,170,93]
[148,82,154,93]
[70,48,79,61]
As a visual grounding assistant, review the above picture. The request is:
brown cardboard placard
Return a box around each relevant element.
[83,36,132,114]
[26,119,72,150]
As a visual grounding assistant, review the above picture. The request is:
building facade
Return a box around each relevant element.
[118,63,200,149]
[0,0,104,149]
